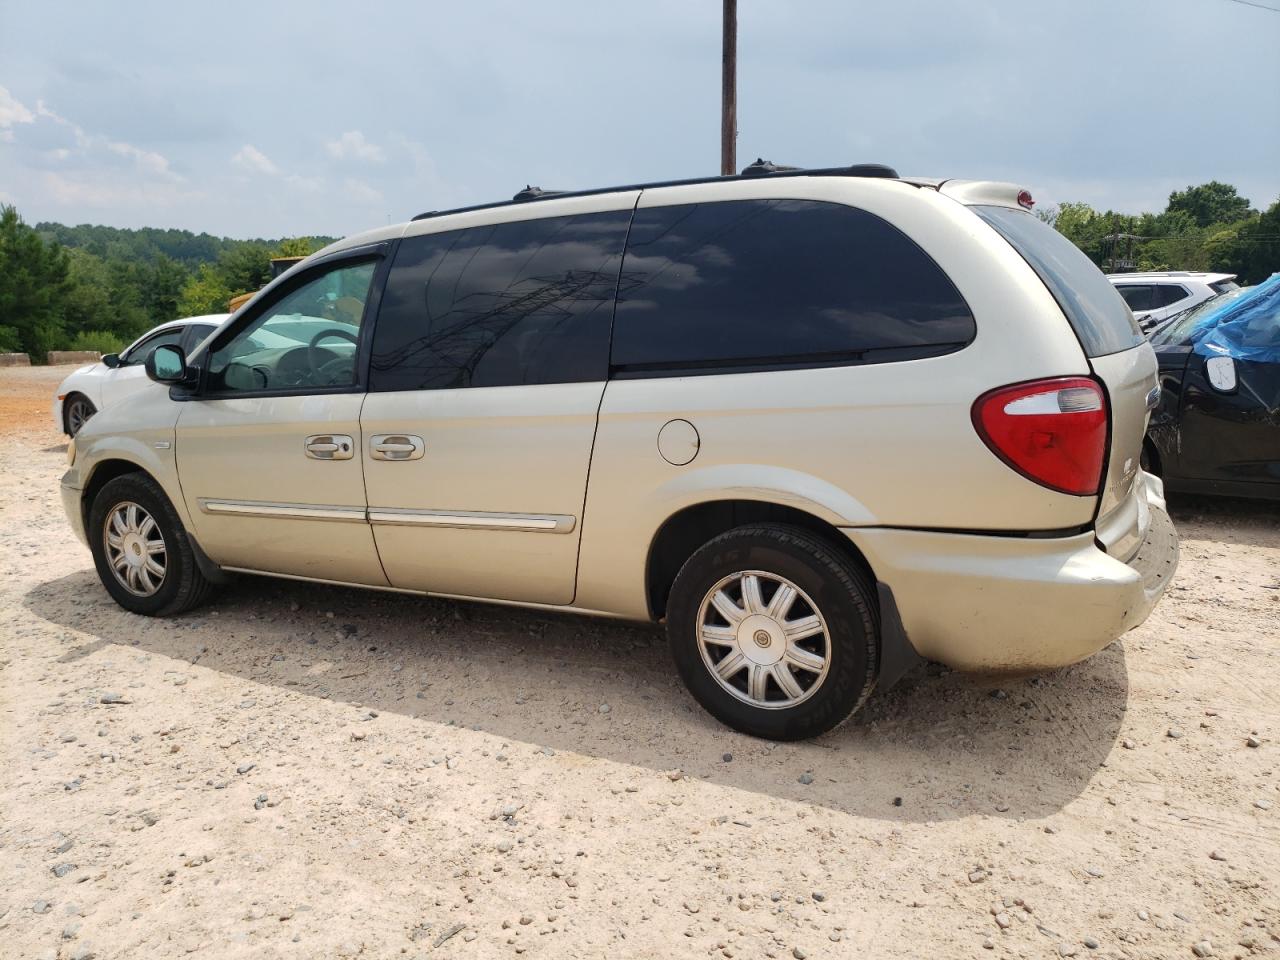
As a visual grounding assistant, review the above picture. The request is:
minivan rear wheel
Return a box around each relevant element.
[666,523,878,740]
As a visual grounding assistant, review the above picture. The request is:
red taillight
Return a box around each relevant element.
[972,377,1108,496]
[1017,189,1035,209]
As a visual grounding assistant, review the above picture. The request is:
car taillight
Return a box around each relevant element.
[971,377,1108,496]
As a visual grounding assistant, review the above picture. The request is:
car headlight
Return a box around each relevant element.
[67,438,76,466]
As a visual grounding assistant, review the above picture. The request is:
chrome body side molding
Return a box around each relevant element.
[198,498,575,534]
[367,508,576,533]
[198,499,368,522]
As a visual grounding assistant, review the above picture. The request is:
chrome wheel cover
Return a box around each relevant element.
[103,501,167,597]
[696,570,831,710]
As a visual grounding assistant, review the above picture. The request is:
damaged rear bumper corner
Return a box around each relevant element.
[846,473,1178,675]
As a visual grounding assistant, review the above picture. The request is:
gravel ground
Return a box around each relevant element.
[1,364,1277,960]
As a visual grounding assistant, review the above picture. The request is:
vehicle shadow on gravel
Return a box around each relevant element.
[26,569,1129,823]
[1167,492,1280,539]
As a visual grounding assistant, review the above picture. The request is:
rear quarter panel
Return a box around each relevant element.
[574,178,1099,618]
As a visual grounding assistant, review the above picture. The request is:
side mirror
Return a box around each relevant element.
[145,344,188,384]
[1205,355,1237,393]
[101,353,120,369]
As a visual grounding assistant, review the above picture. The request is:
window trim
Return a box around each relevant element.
[189,243,394,402]
[120,326,188,366]
[611,342,968,379]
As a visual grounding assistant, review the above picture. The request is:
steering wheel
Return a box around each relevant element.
[223,361,268,391]
[308,328,360,385]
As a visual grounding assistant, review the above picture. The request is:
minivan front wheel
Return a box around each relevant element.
[667,523,878,740]
[88,473,216,616]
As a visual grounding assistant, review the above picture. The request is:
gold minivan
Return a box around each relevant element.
[60,163,1178,739]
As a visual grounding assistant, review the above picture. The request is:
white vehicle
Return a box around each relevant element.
[1107,271,1239,333]
[52,316,228,436]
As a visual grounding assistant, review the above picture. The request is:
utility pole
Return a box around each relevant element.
[721,0,737,176]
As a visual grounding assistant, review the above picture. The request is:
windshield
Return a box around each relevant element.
[973,205,1144,357]
[1149,287,1251,346]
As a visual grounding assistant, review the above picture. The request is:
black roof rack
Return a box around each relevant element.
[512,185,566,202]
[740,157,801,176]
[410,161,899,223]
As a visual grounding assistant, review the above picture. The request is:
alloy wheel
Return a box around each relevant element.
[103,501,167,597]
[696,570,831,710]
[67,398,93,435]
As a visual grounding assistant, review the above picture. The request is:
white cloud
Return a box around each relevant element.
[40,170,195,211]
[285,174,324,192]
[106,139,174,178]
[342,177,383,205]
[0,86,35,141]
[231,144,279,176]
[16,98,182,181]
[0,85,35,129]
[326,130,384,163]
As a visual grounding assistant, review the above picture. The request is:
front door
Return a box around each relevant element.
[359,199,636,604]
[176,254,388,585]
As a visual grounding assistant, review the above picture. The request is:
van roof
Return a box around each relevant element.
[410,160,900,223]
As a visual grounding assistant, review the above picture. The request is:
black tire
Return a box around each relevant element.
[87,472,217,616]
[64,394,96,436]
[666,523,879,740]
[1140,440,1159,476]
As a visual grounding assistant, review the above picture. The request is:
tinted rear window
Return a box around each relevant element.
[611,199,974,372]
[974,205,1143,357]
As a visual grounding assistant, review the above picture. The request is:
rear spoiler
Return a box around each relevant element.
[905,178,1037,211]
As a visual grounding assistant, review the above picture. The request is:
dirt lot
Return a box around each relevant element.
[1,365,1277,960]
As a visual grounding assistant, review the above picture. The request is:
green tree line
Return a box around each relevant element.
[1038,182,1280,284]
[0,204,332,359]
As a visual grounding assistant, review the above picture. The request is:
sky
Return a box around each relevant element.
[1,0,1278,240]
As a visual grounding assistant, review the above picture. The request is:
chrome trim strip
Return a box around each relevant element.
[198,499,576,532]
[198,499,367,522]
[368,508,576,534]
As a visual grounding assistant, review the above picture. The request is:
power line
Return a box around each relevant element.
[1220,0,1280,13]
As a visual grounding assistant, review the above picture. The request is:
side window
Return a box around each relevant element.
[205,260,376,394]
[1115,285,1155,312]
[1155,285,1190,308]
[611,200,974,372]
[369,210,631,391]
[120,328,186,367]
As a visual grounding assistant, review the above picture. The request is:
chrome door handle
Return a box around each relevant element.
[370,434,425,461]
[305,434,354,460]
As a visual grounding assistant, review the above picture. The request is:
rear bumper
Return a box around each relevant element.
[846,473,1178,674]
